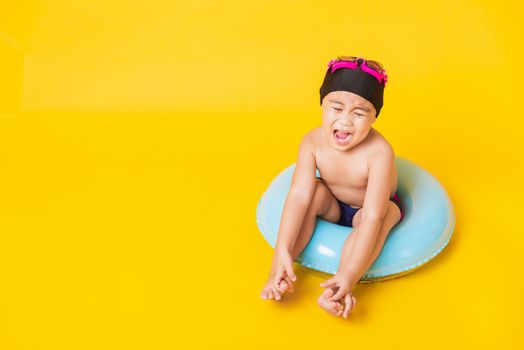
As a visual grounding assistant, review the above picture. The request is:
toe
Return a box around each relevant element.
[267,289,274,300]
[273,287,281,301]
[279,280,288,293]
[318,295,341,316]
[328,301,339,311]
[260,289,268,299]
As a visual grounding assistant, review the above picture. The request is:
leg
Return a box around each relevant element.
[316,203,400,316]
[289,178,341,260]
[261,179,340,300]
[341,201,402,278]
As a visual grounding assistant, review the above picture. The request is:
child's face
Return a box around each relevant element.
[320,91,377,151]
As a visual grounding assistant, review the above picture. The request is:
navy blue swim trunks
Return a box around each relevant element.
[316,177,404,227]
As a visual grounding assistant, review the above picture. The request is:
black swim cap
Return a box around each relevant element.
[319,58,385,118]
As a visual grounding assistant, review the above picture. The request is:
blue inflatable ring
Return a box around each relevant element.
[256,157,455,282]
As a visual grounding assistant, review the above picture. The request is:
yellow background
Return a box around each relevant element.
[1,0,522,348]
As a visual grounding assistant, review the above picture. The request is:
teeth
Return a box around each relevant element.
[334,130,351,143]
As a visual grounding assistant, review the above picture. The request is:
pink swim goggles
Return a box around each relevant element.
[327,56,388,86]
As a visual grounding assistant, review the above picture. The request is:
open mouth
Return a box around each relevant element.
[333,129,352,145]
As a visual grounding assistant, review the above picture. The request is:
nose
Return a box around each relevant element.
[340,113,355,124]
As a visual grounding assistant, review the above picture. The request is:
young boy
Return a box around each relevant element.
[260,56,404,319]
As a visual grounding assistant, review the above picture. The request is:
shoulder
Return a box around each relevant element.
[305,126,323,141]
[300,127,322,153]
[367,128,395,167]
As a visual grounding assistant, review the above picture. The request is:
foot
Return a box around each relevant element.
[260,251,296,300]
[260,274,293,301]
[317,287,344,316]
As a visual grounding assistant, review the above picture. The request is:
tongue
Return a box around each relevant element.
[336,131,350,139]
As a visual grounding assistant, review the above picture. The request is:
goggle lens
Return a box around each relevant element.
[366,59,383,72]
[336,56,384,73]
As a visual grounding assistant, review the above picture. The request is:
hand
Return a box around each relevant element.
[320,273,357,318]
[317,287,344,316]
[260,251,297,301]
[271,251,297,295]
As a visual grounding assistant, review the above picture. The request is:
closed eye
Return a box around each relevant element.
[332,107,364,117]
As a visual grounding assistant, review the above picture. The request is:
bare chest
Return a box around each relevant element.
[315,149,371,207]
[310,127,397,208]
[316,151,368,188]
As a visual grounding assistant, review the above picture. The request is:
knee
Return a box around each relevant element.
[376,201,401,234]
[387,200,401,221]
[311,179,334,216]
[313,178,330,201]
[357,202,398,227]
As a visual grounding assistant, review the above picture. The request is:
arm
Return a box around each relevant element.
[274,132,318,255]
[337,147,395,292]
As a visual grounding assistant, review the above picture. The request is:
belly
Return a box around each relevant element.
[328,184,367,208]
[325,180,398,209]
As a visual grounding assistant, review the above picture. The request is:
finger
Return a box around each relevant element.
[283,276,294,293]
[343,294,353,318]
[328,288,346,302]
[260,290,267,299]
[346,295,357,317]
[322,299,339,316]
[273,286,281,301]
[333,300,343,311]
[320,286,335,299]
[336,304,344,317]
[329,301,342,316]
[323,289,342,312]
[272,272,284,291]
[278,280,288,294]
[273,270,283,285]
[317,294,338,316]
[319,277,337,288]
[285,265,297,282]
